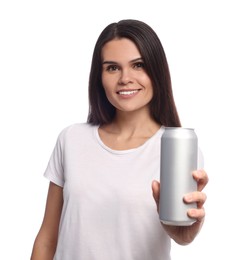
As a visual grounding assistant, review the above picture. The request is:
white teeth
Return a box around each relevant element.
[118,90,139,95]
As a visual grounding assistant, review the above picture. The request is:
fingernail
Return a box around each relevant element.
[184,194,192,202]
[193,170,199,178]
[189,209,197,217]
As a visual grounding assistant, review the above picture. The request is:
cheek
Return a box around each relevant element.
[139,73,152,85]
[102,74,111,91]
[102,75,117,96]
[141,76,154,94]
[101,77,114,103]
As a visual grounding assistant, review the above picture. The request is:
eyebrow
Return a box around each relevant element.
[102,57,143,65]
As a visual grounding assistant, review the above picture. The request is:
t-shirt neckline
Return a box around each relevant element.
[94,125,165,155]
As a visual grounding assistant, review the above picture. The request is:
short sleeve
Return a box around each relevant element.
[44,131,65,187]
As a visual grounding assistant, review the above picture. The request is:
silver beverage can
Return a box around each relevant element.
[159,127,198,226]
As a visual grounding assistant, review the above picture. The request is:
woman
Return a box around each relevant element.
[31,19,208,260]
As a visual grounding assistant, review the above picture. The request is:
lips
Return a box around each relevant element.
[117,89,141,96]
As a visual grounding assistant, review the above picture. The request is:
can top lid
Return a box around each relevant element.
[164,127,194,131]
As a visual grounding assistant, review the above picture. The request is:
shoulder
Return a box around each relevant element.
[57,123,97,142]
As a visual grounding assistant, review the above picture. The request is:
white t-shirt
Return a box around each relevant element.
[44,123,202,260]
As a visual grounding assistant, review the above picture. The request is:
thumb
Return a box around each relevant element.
[152,180,160,212]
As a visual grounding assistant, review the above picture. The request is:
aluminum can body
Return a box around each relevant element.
[159,127,198,226]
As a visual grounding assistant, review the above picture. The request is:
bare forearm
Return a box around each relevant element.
[31,182,62,259]
[31,237,56,260]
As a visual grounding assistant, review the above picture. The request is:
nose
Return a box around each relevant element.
[118,68,133,85]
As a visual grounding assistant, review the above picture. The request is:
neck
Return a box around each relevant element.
[103,109,161,137]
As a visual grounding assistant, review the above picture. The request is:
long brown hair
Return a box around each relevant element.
[87,19,181,127]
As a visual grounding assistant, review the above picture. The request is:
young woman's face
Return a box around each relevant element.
[101,38,153,114]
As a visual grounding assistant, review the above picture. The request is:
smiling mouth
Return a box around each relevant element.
[117,89,141,96]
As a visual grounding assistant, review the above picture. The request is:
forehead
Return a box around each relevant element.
[101,38,141,61]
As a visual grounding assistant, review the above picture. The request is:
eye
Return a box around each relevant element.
[106,65,119,72]
[133,62,145,70]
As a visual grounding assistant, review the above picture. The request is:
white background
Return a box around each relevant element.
[1,0,239,259]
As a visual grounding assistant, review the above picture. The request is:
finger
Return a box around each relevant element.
[183,191,207,209]
[192,170,209,191]
[152,180,160,211]
[187,207,205,222]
